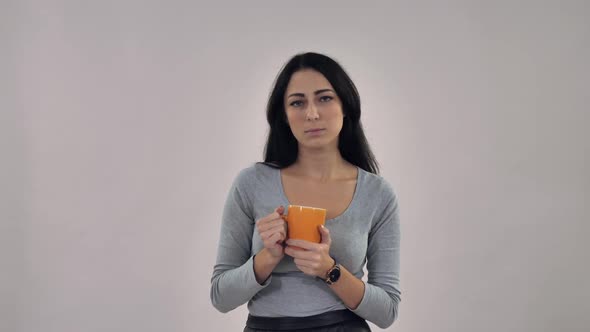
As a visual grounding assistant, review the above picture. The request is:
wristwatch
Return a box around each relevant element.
[324,259,341,285]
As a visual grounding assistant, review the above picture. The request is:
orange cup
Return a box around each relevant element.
[281,205,327,250]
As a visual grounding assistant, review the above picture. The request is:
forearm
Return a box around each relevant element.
[349,281,400,328]
[210,256,269,313]
[327,264,365,309]
[253,248,283,284]
[327,263,400,329]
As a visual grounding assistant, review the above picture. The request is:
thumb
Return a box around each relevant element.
[275,205,285,215]
[319,225,331,245]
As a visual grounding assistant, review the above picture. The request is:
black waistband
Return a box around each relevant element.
[246,309,363,330]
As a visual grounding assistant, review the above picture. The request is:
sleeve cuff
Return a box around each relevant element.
[348,281,399,328]
[247,255,273,288]
[348,280,372,316]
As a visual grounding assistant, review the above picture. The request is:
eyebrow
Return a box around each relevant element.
[287,89,334,99]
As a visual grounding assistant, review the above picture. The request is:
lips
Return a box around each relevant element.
[305,128,325,133]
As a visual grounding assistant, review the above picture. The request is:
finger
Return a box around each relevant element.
[268,224,287,237]
[284,245,304,258]
[265,232,282,246]
[285,246,318,260]
[256,205,285,225]
[258,218,286,233]
[269,205,285,222]
[275,205,285,215]
[260,224,287,241]
[285,239,317,251]
[259,214,286,227]
[261,228,284,242]
[293,258,319,269]
[319,225,331,246]
[269,226,287,242]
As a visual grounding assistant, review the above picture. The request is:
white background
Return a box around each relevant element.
[2,1,589,331]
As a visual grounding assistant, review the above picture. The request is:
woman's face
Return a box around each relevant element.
[284,69,344,150]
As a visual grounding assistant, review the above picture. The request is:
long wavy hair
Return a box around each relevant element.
[262,52,379,174]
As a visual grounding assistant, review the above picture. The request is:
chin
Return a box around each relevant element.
[302,138,338,150]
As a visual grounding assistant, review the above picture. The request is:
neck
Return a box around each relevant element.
[291,145,350,182]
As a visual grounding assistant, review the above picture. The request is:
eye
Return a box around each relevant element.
[319,95,333,102]
[290,100,304,107]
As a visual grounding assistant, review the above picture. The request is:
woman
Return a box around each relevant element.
[210,52,401,331]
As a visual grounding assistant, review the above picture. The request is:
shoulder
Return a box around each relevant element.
[360,171,400,230]
[232,162,278,190]
[359,169,398,203]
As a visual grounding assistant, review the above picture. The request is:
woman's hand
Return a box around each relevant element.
[284,225,335,278]
[256,206,287,259]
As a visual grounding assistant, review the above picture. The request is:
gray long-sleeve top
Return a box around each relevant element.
[210,163,401,328]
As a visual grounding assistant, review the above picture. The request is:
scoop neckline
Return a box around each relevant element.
[276,166,363,222]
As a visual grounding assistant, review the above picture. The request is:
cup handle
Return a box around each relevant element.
[280,215,288,241]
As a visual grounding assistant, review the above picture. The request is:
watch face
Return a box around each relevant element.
[329,267,341,281]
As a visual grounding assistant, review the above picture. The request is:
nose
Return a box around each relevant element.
[305,103,319,121]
